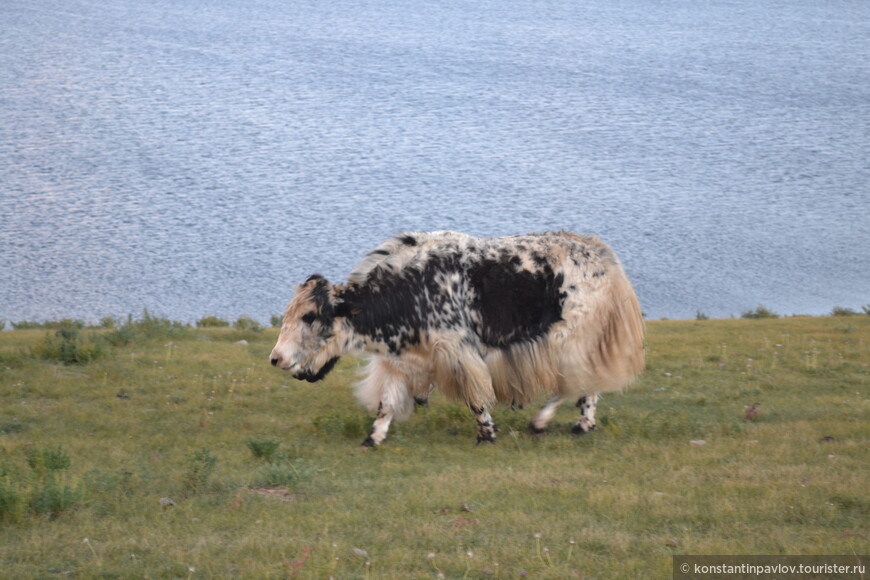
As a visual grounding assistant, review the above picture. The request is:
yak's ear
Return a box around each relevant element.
[333,296,362,319]
[294,274,330,294]
[305,274,329,286]
[302,274,335,315]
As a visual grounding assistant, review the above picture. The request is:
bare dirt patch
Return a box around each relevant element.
[247,486,295,501]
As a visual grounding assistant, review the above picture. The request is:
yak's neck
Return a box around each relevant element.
[336,281,427,356]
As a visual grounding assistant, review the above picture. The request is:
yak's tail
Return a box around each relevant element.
[558,266,646,396]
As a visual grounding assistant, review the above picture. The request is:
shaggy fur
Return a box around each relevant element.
[270,231,645,445]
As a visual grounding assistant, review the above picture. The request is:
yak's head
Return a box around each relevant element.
[270,274,348,382]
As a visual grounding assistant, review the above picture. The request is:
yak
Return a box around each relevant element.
[270,231,645,446]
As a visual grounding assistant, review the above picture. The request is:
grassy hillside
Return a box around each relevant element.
[0,316,867,578]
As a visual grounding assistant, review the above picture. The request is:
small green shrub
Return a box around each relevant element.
[18,313,196,360]
[27,445,71,476]
[0,349,26,368]
[124,310,192,340]
[106,311,192,344]
[741,305,779,319]
[829,493,870,519]
[831,306,858,317]
[31,326,105,364]
[246,438,281,461]
[103,325,135,347]
[98,316,118,329]
[11,320,45,329]
[488,408,530,435]
[312,412,369,439]
[0,421,27,435]
[0,446,82,521]
[250,457,317,488]
[223,317,264,342]
[183,448,218,495]
[270,314,284,328]
[13,319,86,330]
[0,478,24,522]
[29,477,82,519]
[695,311,709,321]
[233,317,261,333]
[197,316,230,328]
[420,403,471,436]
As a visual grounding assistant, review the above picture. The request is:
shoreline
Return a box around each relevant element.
[2,304,868,331]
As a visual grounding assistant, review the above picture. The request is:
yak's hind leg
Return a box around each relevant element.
[572,393,599,435]
[530,393,599,435]
[530,395,569,433]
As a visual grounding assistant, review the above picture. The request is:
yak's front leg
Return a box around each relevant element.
[356,355,417,448]
[472,406,497,444]
[572,393,599,434]
[432,338,497,444]
[361,402,394,447]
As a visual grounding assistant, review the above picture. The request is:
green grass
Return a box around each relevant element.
[0,316,868,578]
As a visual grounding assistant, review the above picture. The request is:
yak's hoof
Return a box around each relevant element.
[413,397,429,408]
[528,422,547,435]
[571,424,596,435]
[361,436,377,447]
[476,434,497,445]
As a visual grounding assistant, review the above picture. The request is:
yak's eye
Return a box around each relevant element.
[301,312,317,325]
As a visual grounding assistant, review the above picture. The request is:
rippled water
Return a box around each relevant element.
[2,0,868,323]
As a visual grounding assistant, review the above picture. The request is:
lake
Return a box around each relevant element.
[2,0,868,324]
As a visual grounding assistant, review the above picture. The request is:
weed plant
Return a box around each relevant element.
[0,316,867,578]
[31,324,106,364]
[233,317,261,333]
[250,456,318,489]
[17,312,193,365]
[246,437,281,461]
[11,318,86,330]
[1,445,82,522]
[740,305,780,319]
[182,448,219,496]
[197,316,230,328]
